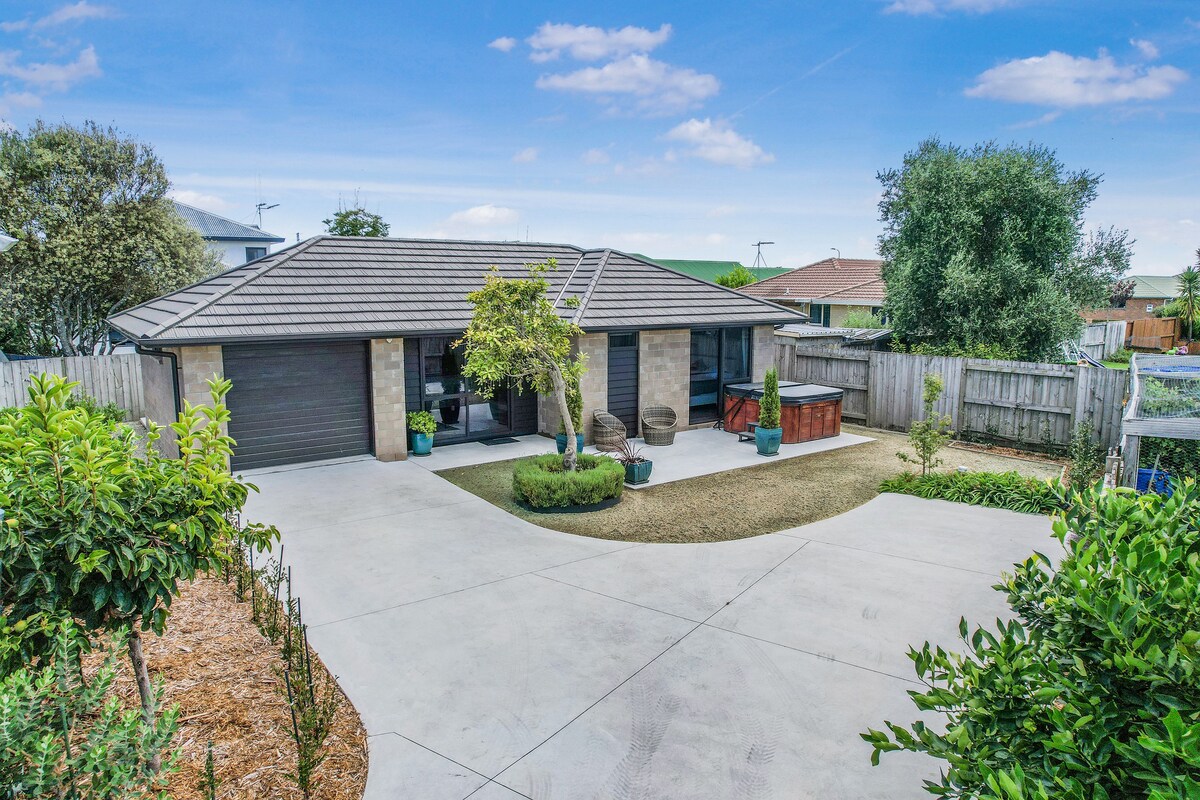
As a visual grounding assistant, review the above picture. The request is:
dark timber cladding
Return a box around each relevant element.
[607,332,639,434]
[222,341,372,470]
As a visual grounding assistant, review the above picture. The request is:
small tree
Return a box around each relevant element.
[458,261,586,470]
[1109,277,1136,308]
[759,368,781,430]
[0,374,278,771]
[323,196,390,237]
[1065,420,1105,492]
[715,265,758,289]
[897,373,952,475]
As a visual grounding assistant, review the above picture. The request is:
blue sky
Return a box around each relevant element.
[1,1,1197,274]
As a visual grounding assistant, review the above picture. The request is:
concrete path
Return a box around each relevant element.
[243,458,1057,800]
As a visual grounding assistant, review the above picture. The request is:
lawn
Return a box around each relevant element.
[437,425,1063,543]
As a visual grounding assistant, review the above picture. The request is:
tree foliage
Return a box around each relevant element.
[864,479,1200,799]
[842,309,887,329]
[457,261,586,469]
[1174,258,1200,342]
[715,265,758,289]
[878,139,1132,361]
[322,199,390,237]
[0,373,278,743]
[0,121,221,356]
[1109,278,1136,309]
[897,373,953,475]
[759,367,781,429]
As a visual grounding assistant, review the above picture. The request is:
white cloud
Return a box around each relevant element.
[884,0,1015,14]
[582,147,610,164]
[1131,38,1159,60]
[511,146,539,163]
[446,204,520,227]
[664,118,774,168]
[0,45,101,90]
[169,189,232,212]
[966,50,1187,107]
[707,204,737,218]
[536,54,719,114]
[488,36,517,53]
[2,2,115,32]
[527,22,671,62]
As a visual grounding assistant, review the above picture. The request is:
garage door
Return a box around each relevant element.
[223,341,372,470]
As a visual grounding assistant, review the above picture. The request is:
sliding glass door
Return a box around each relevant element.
[689,327,752,424]
[419,336,512,442]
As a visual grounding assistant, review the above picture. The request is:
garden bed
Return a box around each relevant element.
[438,425,1062,543]
[104,574,368,799]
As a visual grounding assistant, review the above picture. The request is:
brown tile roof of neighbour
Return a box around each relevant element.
[738,257,886,305]
[109,236,804,345]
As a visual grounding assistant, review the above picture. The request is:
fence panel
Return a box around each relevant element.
[0,354,146,419]
[1130,317,1178,351]
[775,343,869,421]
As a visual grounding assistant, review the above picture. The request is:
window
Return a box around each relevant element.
[689,327,752,424]
[810,304,831,327]
[245,246,267,262]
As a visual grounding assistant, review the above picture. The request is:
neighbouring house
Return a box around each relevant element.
[738,257,885,327]
[172,200,286,268]
[108,237,802,470]
[1083,275,1182,323]
[638,256,792,284]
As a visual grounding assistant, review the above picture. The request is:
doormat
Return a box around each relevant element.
[482,437,520,446]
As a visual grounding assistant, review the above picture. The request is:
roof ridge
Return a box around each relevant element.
[572,249,611,324]
[552,252,588,307]
[143,236,327,339]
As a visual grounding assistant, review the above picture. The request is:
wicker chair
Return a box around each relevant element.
[592,410,627,452]
[641,404,678,446]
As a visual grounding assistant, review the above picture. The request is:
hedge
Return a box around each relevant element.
[512,453,624,509]
[879,470,1064,515]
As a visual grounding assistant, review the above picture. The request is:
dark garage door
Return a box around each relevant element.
[223,341,372,470]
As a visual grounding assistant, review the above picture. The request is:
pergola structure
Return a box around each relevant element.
[1120,353,1200,486]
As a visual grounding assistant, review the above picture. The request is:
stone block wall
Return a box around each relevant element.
[370,338,407,461]
[752,325,776,381]
[173,345,224,409]
[538,332,608,444]
[638,329,690,435]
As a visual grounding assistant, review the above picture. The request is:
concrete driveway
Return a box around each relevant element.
[243,457,1056,800]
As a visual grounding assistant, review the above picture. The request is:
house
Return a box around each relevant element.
[738,257,885,327]
[638,257,792,284]
[1083,275,1182,323]
[172,200,286,268]
[108,237,803,470]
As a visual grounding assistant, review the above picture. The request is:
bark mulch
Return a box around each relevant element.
[109,574,368,800]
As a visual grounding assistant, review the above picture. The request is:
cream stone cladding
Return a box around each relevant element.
[370,338,407,461]
[637,329,690,435]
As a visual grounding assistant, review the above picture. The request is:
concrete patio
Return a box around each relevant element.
[243,457,1058,799]
[410,426,873,488]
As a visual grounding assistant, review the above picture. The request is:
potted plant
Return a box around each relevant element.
[407,410,437,456]
[611,437,653,485]
[439,377,462,425]
[755,367,783,456]
[556,378,585,455]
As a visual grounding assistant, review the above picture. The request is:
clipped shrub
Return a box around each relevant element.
[879,470,1063,515]
[512,453,623,509]
[864,479,1200,799]
[759,368,781,430]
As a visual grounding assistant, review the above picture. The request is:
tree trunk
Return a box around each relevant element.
[127,628,162,774]
[549,366,577,471]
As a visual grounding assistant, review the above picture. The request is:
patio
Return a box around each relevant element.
[412,426,873,488]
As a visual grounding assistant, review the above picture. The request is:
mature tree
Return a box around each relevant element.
[0,121,221,356]
[0,374,278,771]
[715,265,758,289]
[458,261,587,470]
[1176,258,1199,342]
[323,198,390,237]
[878,139,1132,361]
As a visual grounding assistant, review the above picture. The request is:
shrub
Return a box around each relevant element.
[759,368,781,430]
[906,341,1024,361]
[897,373,953,475]
[864,479,1200,799]
[512,453,623,509]
[879,471,1063,515]
[406,410,436,435]
[1107,347,1133,364]
[1065,420,1106,492]
[66,391,125,424]
[842,309,887,329]
[714,265,758,289]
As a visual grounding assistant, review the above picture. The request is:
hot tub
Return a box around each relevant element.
[723,381,843,444]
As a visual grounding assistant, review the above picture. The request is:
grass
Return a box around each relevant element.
[436,425,1063,543]
[1101,361,1130,370]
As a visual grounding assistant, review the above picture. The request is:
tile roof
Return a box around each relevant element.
[738,257,885,305]
[109,236,804,345]
[638,257,792,283]
[172,200,285,243]
[1130,275,1182,299]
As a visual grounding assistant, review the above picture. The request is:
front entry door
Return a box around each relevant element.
[607,332,639,435]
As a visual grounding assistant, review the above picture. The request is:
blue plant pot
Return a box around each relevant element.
[755,426,783,456]
[556,433,585,454]
[411,432,434,456]
[624,460,653,485]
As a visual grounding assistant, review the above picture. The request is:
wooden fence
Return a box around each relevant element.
[776,344,1129,450]
[1129,317,1179,351]
[1079,320,1127,360]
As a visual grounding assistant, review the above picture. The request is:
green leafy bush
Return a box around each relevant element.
[1107,347,1133,364]
[864,479,1200,799]
[897,373,953,475]
[879,470,1063,515]
[759,368,781,430]
[1065,420,1106,493]
[842,309,887,329]
[512,453,623,509]
[906,341,1024,361]
[406,410,436,435]
[67,391,125,424]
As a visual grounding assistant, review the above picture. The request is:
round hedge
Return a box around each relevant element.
[512,453,624,510]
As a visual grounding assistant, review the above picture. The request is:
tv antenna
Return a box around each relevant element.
[751,241,774,268]
[255,202,279,228]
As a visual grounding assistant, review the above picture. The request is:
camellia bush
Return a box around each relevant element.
[863,479,1200,799]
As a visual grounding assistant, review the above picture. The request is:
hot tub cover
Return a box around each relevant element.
[724,381,844,404]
